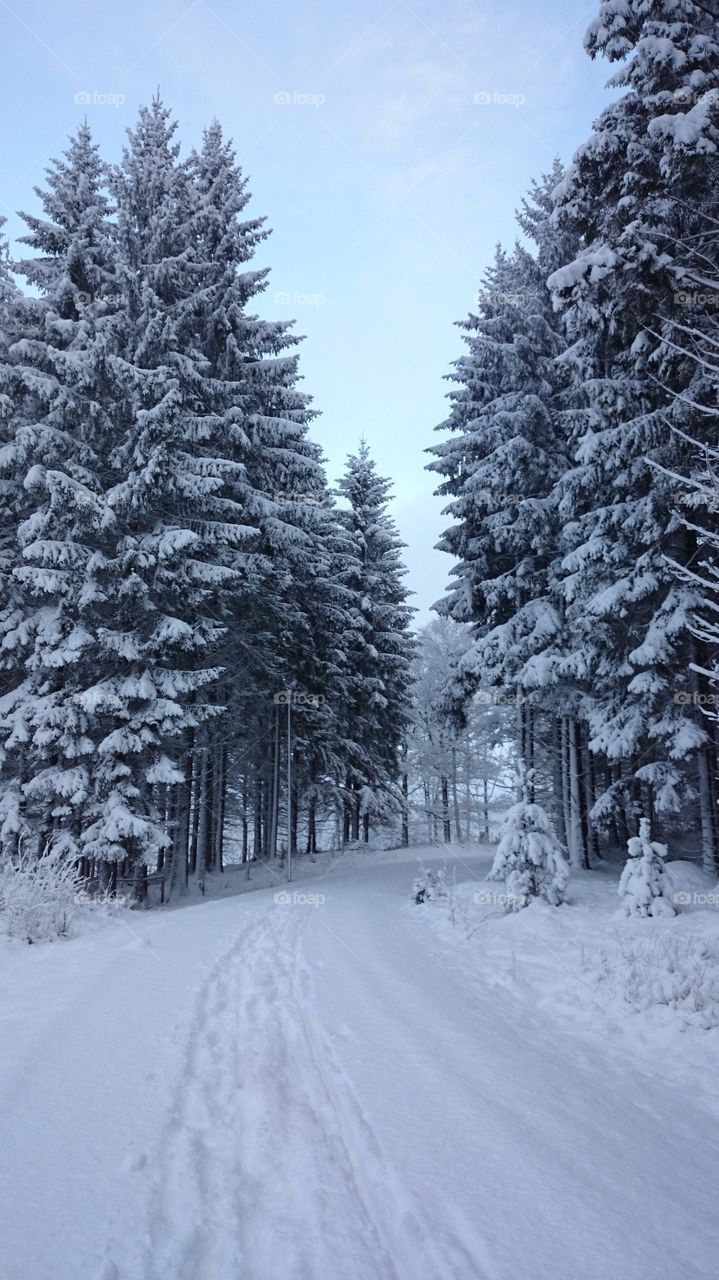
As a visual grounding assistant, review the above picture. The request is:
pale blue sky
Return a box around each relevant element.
[0,0,612,619]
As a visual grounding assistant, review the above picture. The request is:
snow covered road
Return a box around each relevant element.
[2,850,718,1279]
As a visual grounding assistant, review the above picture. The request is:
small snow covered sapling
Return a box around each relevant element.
[489,799,569,911]
[618,818,676,919]
[412,864,448,905]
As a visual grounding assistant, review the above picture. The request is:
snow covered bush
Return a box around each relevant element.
[618,818,676,919]
[594,935,719,1031]
[0,847,82,943]
[489,800,569,910]
[412,864,449,905]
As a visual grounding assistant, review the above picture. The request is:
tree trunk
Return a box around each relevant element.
[582,734,600,864]
[552,716,567,850]
[464,744,471,842]
[451,745,463,842]
[306,795,317,855]
[401,771,409,847]
[575,721,591,870]
[253,770,263,860]
[526,704,535,801]
[566,716,585,868]
[195,741,210,894]
[441,776,451,843]
[269,707,280,860]
[424,780,432,844]
[343,775,352,846]
[241,774,248,864]
[351,785,360,842]
[697,746,718,876]
[188,740,201,876]
[211,740,225,874]
[689,655,719,875]
[168,745,192,899]
[290,784,298,857]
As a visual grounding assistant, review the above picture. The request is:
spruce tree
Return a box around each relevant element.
[0,126,119,863]
[68,97,254,881]
[548,0,719,869]
[182,120,352,873]
[336,442,414,842]
[428,166,590,857]
[618,816,676,918]
[0,216,26,854]
[489,779,569,910]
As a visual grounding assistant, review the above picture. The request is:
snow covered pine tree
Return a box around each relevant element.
[336,442,414,843]
[489,776,569,911]
[0,125,120,870]
[618,816,676,918]
[548,0,719,872]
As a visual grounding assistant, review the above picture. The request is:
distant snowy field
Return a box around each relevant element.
[2,846,719,1279]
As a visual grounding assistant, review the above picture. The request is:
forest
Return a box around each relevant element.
[2,2,719,903]
[4,5,719,1279]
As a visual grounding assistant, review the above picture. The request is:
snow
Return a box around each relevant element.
[649,93,719,151]
[547,243,617,293]
[2,847,719,1279]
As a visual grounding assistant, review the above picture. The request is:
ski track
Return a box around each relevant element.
[136,907,409,1280]
[15,854,716,1280]
[292,944,496,1280]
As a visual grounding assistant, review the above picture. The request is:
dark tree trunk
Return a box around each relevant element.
[290,785,298,857]
[441,776,451,843]
[351,785,360,842]
[241,773,248,864]
[306,795,317,855]
[269,707,280,860]
[253,770,263,860]
[401,766,409,848]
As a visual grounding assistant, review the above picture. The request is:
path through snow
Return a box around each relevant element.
[1,850,718,1279]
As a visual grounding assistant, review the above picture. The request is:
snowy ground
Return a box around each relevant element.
[2,845,719,1279]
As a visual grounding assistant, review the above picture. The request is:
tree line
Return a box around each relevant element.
[0,99,414,897]
[429,1,719,875]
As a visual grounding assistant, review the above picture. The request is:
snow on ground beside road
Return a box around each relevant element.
[419,850,719,1116]
[172,841,424,907]
[2,845,719,1280]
